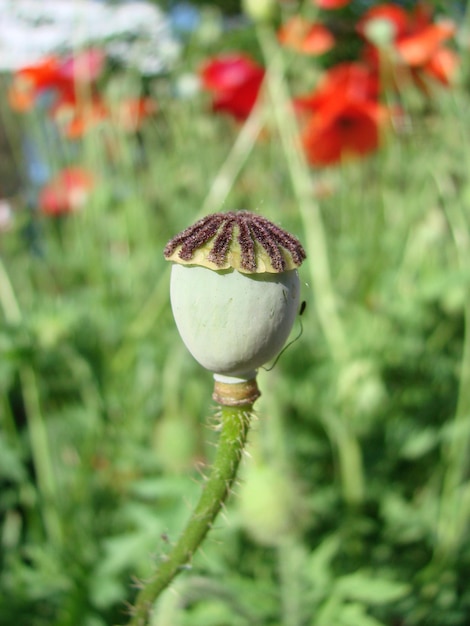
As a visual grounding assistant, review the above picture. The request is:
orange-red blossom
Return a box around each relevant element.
[357,2,459,88]
[294,62,386,166]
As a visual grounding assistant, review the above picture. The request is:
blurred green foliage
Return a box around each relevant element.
[2,2,470,625]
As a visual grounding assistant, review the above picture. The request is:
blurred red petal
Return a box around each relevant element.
[295,62,378,114]
[313,0,350,8]
[8,56,62,111]
[200,54,264,121]
[8,51,106,114]
[397,20,456,66]
[39,167,94,216]
[200,54,263,92]
[279,16,335,55]
[302,23,336,55]
[211,73,263,120]
[424,46,459,85]
[302,98,382,166]
[15,56,62,88]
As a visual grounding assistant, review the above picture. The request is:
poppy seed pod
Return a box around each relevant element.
[164,211,306,405]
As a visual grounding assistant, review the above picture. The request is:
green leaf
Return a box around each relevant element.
[339,603,386,626]
[335,571,410,606]
[400,427,439,459]
[306,533,341,590]
[0,433,26,483]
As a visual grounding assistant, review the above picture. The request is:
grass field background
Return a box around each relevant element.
[1,2,470,625]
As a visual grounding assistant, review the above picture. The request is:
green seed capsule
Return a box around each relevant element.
[165,211,306,401]
[170,263,300,379]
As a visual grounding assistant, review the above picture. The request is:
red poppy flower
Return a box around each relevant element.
[200,54,265,121]
[8,56,62,111]
[301,96,383,166]
[278,16,335,55]
[396,20,456,67]
[294,62,378,114]
[358,2,458,88]
[313,0,351,9]
[8,49,106,113]
[39,167,94,216]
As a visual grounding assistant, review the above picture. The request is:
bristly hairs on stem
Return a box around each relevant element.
[125,403,254,626]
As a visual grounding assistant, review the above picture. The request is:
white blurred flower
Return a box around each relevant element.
[173,72,200,99]
[0,199,13,232]
[0,0,180,74]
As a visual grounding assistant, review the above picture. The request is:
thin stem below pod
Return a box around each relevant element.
[127,405,253,626]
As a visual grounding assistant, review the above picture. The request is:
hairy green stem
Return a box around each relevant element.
[127,405,253,626]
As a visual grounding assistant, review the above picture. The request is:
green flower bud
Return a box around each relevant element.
[238,463,306,546]
[242,0,277,23]
[363,18,396,48]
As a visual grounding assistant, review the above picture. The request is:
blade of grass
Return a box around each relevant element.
[198,98,264,220]
[433,172,470,559]
[0,257,62,545]
[256,24,364,504]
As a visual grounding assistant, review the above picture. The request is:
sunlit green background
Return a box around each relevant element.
[1,1,470,625]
